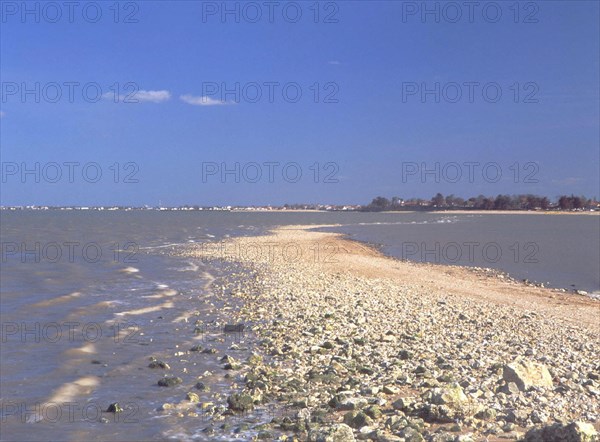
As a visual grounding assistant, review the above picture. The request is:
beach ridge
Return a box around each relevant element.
[181,225,599,440]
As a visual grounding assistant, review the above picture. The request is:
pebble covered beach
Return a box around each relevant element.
[173,225,600,441]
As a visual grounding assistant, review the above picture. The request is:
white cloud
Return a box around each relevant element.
[328,60,341,65]
[180,95,232,106]
[135,90,171,102]
[102,89,171,103]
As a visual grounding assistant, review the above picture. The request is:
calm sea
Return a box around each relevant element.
[1,211,598,441]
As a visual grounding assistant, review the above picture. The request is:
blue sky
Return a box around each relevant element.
[1,1,598,206]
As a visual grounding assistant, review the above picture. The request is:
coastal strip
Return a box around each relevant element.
[181,225,599,441]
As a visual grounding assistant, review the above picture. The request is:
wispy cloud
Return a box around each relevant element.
[180,95,233,106]
[328,60,341,65]
[0,111,5,118]
[102,89,171,103]
[135,90,171,102]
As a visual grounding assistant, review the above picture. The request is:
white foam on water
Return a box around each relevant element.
[172,313,191,323]
[139,242,187,250]
[587,291,600,300]
[27,376,100,423]
[177,262,200,272]
[142,289,178,299]
[31,291,81,307]
[202,271,216,291]
[65,343,97,355]
[120,267,140,274]
[114,301,174,316]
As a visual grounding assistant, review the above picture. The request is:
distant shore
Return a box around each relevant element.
[3,207,598,215]
[435,210,600,216]
[235,209,600,215]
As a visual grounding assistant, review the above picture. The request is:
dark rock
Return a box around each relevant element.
[195,382,209,391]
[106,403,123,413]
[157,376,182,387]
[399,350,413,360]
[497,381,520,395]
[365,404,382,419]
[343,410,373,429]
[148,360,170,369]
[223,324,244,333]
[227,393,254,412]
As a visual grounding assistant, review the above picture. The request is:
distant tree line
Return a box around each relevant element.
[363,194,599,212]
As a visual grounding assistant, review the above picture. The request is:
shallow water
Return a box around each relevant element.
[1,210,598,440]
[320,213,600,294]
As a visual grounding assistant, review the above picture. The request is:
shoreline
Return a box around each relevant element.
[323,228,600,299]
[181,225,599,441]
[371,210,599,216]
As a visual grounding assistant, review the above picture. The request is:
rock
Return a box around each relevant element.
[189,344,203,352]
[524,421,597,442]
[429,434,455,442]
[148,360,170,369]
[223,323,244,333]
[397,426,425,442]
[530,410,548,424]
[383,385,400,395]
[502,358,553,391]
[505,409,529,424]
[221,355,236,364]
[399,350,413,360]
[422,384,473,423]
[186,392,200,402]
[503,423,516,432]
[297,408,311,422]
[474,407,497,420]
[497,381,520,395]
[344,411,373,429]
[338,397,368,411]
[392,397,416,412]
[359,366,375,375]
[227,393,254,412]
[157,376,182,387]
[195,381,209,391]
[427,384,467,406]
[308,423,356,441]
[385,414,408,431]
[365,405,382,420]
[450,423,462,432]
[106,403,122,413]
[247,353,262,365]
